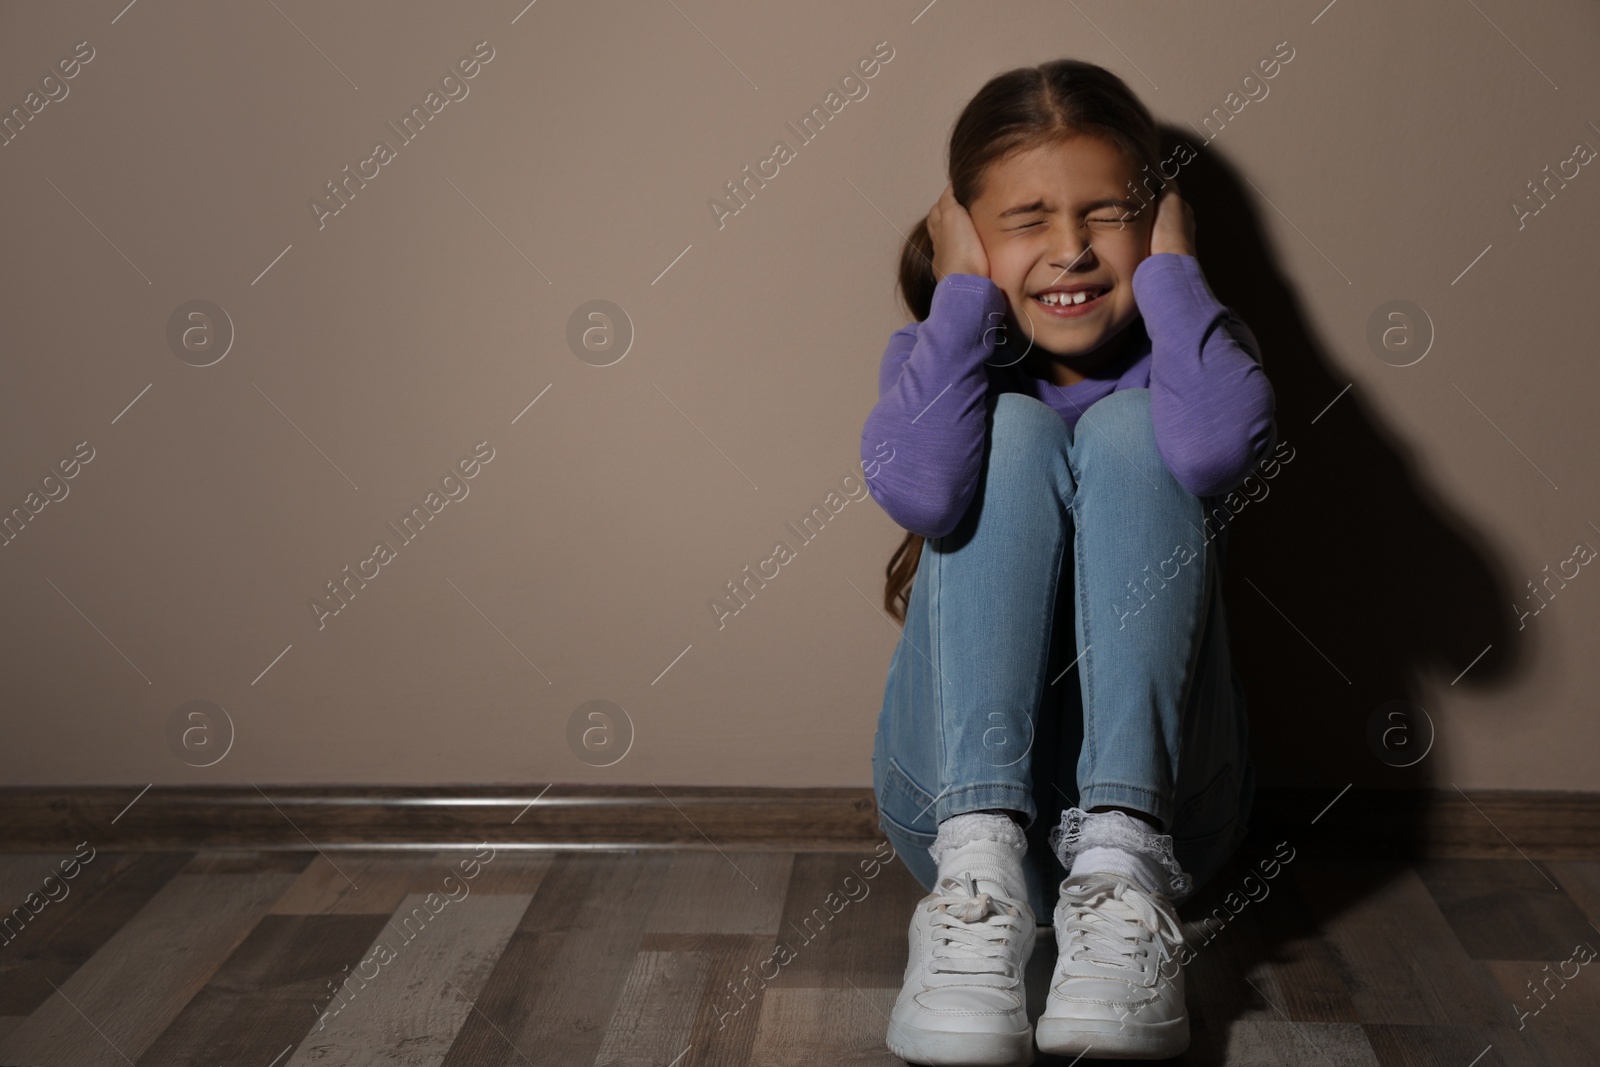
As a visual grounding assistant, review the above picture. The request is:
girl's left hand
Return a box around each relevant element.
[1148,181,1196,258]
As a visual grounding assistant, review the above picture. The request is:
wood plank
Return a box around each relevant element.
[748,986,901,1066]
[1292,857,1506,1026]
[1415,858,1595,960]
[614,933,782,1064]
[268,851,440,915]
[445,851,553,896]
[0,852,78,906]
[284,891,532,1066]
[267,849,551,915]
[438,851,671,1067]
[1545,861,1600,928]
[645,851,793,935]
[1508,1015,1600,1067]
[674,933,778,1067]
[1361,1023,1525,1067]
[1217,1020,1380,1065]
[134,913,393,1065]
[1177,845,1360,1025]
[771,850,924,988]
[592,949,710,1067]
[1481,959,1600,1023]
[0,852,193,1016]
[0,850,308,1066]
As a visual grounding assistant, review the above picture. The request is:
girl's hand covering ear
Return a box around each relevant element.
[1149,180,1197,258]
[928,182,990,280]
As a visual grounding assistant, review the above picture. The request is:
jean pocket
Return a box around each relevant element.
[877,755,939,842]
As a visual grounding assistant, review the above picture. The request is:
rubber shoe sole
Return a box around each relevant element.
[886,1019,1035,1066]
[1034,1013,1188,1060]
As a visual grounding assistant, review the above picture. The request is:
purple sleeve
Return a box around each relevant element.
[860,273,1008,538]
[1135,253,1277,497]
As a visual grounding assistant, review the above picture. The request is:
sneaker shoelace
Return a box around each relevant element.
[1057,874,1185,977]
[923,872,1027,983]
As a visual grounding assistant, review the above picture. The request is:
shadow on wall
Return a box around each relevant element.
[1000,129,1537,1058]
[1164,124,1522,800]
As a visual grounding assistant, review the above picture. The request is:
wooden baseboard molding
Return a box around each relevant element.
[0,785,1596,858]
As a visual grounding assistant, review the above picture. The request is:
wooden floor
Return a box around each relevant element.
[0,829,1597,1066]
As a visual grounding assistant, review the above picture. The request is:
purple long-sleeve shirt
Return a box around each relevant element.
[861,253,1277,539]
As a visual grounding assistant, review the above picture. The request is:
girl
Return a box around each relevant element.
[862,60,1276,1064]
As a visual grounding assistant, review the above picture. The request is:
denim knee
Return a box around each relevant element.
[991,390,1070,461]
[1070,387,1171,482]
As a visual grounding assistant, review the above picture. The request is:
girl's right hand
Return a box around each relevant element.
[928,183,989,281]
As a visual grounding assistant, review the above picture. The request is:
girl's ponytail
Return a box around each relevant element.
[883,529,924,623]
[882,216,939,623]
[896,215,939,326]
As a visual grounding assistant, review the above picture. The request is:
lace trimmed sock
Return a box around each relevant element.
[1048,806,1192,900]
[928,810,1029,902]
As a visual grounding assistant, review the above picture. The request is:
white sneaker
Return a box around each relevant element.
[887,869,1037,1066]
[1035,870,1189,1059]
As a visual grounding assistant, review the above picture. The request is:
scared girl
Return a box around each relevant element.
[862,59,1276,1064]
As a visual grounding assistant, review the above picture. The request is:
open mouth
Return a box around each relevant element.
[1031,286,1109,317]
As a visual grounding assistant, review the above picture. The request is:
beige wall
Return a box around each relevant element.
[1,1,1596,794]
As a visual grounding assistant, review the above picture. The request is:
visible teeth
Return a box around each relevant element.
[1037,290,1101,306]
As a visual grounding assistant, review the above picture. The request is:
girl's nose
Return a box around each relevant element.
[1050,233,1097,272]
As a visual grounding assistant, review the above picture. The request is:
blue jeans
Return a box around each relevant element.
[871,388,1254,921]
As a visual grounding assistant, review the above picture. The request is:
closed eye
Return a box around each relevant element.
[1016,216,1132,230]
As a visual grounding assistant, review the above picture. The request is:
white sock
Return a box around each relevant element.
[1069,845,1168,897]
[1049,807,1192,900]
[928,811,1029,901]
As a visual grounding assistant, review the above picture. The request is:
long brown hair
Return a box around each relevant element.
[883,59,1166,624]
